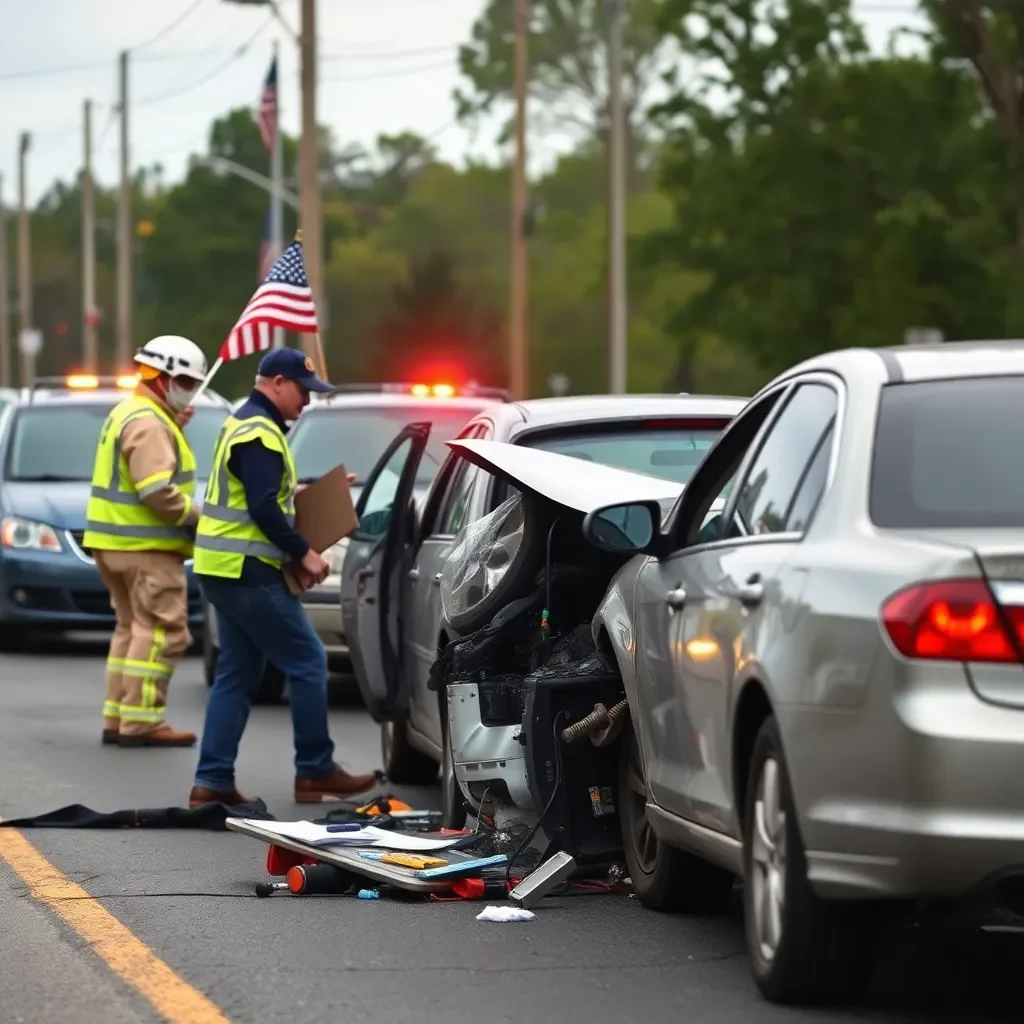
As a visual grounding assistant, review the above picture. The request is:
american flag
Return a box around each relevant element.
[257,56,277,153]
[220,240,318,361]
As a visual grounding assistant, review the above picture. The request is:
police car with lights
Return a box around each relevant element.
[201,381,508,702]
[0,374,231,649]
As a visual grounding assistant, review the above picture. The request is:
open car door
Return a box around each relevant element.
[340,422,431,721]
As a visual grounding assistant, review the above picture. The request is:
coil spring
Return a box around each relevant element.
[561,699,629,744]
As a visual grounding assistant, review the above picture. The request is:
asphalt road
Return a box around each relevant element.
[2,639,1024,1023]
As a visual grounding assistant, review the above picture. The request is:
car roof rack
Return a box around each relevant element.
[320,383,511,401]
[26,375,230,407]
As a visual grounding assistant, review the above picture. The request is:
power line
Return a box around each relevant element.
[321,58,456,84]
[321,42,458,63]
[0,49,235,83]
[131,0,208,52]
[136,16,273,107]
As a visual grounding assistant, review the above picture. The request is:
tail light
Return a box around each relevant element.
[882,579,1024,662]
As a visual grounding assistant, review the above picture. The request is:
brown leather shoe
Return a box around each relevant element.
[294,764,379,803]
[188,785,249,809]
[117,725,196,748]
[101,729,119,746]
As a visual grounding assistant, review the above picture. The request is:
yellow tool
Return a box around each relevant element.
[378,853,448,870]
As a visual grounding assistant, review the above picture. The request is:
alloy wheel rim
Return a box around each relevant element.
[625,737,658,873]
[750,756,787,963]
[442,733,457,817]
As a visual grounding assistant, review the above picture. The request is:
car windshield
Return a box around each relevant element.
[870,376,1024,528]
[288,404,491,484]
[525,423,726,484]
[4,404,230,482]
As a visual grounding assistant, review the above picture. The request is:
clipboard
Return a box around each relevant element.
[283,463,359,595]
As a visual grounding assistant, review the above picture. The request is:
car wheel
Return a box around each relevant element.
[743,716,877,1005]
[445,493,550,635]
[440,690,467,829]
[202,619,218,688]
[254,664,286,705]
[381,719,437,784]
[619,725,735,913]
[0,625,28,653]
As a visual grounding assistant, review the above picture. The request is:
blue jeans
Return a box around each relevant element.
[194,576,335,789]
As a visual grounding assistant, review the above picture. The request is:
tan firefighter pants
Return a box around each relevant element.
[94,550,192,736]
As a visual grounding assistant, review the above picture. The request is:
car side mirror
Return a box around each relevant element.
[582,501,660,555]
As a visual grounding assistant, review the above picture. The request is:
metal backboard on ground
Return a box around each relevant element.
[226,817,475,893]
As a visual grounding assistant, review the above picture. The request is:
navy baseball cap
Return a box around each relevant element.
[258,348,334,393]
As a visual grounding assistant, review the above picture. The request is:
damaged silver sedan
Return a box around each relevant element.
[437,345,1024,1008]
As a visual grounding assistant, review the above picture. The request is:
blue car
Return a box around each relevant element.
[0,375,231,650]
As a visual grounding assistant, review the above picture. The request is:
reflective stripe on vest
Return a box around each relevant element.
[83,395,197,553]
[192,414,296,577]
[88,406,195,506]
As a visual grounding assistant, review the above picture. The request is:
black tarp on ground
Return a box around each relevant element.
[0,800,275,830]
[0,793,421,832]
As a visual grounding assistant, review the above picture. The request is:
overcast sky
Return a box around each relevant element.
[1,0,927,207]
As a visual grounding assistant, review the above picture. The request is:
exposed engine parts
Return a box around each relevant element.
[561,699,630,748]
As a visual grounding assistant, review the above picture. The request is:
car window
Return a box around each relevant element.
[288,404,489,485]
[732,383,839,536]
[870,376,1024,528]
[442,463,483,535]
[784,422,834,532]
[358,437,412,538]
[527,424,726,484]
[489,418,734,513]
[4,404,228,482]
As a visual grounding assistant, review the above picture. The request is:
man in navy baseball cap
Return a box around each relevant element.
[258,348,334,394]
[188,344,378,809]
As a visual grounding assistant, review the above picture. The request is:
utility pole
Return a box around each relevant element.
[82,99,98,372]
[509,0,530,400]
[606,0,627,394]
[270,39,285,349]
[0,175,9,388]
[116,50,132,366]
[298,0,324,367]
[17,132,34,387]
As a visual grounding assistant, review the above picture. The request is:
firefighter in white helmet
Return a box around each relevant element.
[83,336,208,748]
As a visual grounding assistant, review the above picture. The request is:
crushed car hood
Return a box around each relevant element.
[448,438,685,514]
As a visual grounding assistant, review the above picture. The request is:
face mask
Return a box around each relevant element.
[166,379,197,411]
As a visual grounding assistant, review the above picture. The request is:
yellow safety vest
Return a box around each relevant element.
[192,413,297,579]
[83,394,197,556]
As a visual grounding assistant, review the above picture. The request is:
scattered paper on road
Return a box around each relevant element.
[242,820,463,851]
[477,905,535,923]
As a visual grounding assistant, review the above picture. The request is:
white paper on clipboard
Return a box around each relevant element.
[242,820,463,851]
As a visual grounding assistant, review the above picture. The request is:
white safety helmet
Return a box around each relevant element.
[134,335,208,383]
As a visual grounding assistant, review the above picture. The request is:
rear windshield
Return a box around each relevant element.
[289,404,490,484]
[870,377,1024,528]
[525,424,724,484]
[4,404,229,482]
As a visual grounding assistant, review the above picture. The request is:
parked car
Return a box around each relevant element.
[429,341,1024,1007]
[201,383,507,701]
[341,393,747,826]
[0,375,231,649]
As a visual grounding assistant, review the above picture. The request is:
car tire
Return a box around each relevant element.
[254,664,286,705]
[445,493,550,635]
[440,689,467,830]
[0,625,28,653]
[619,725,735,913]
[202,622,218,688]
[743,716,877,1005]
[381,719,437,784]
[204,611,286,705]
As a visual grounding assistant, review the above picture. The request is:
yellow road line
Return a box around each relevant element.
[0,825,231,1024]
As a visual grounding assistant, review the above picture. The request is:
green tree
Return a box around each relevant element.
[456,0,669,185]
